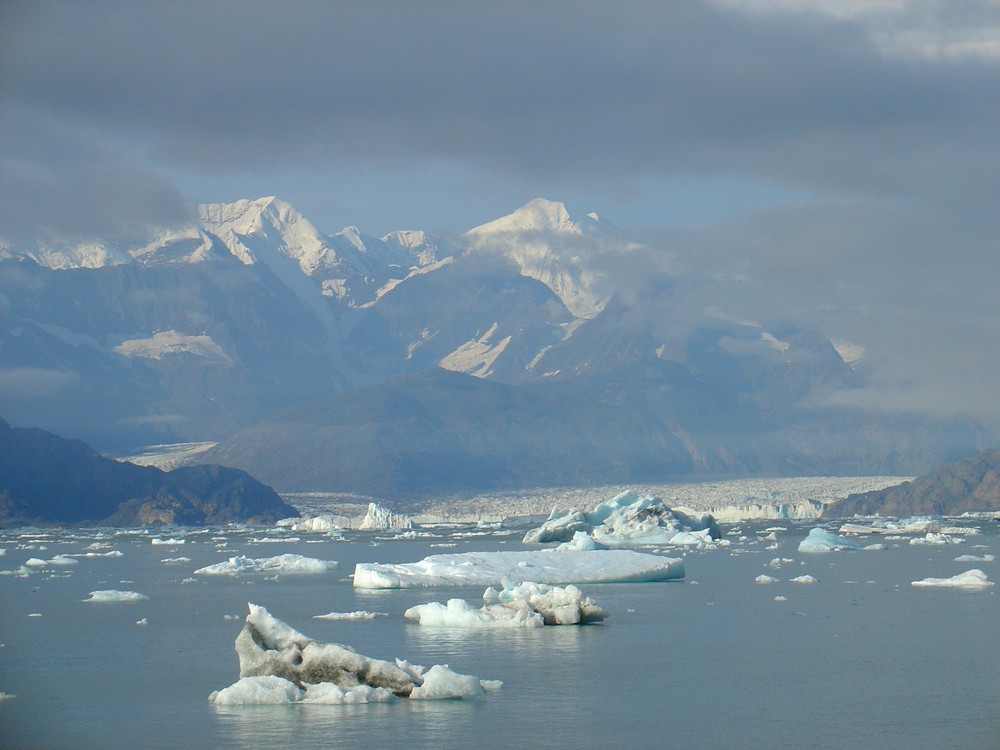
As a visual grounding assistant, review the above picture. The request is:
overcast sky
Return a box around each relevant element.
[1,0,999,427]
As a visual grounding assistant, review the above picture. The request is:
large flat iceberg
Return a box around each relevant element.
[522,490,720,546]
[194,554,338,576]
[208,604,499,704]
[353,548,684,589]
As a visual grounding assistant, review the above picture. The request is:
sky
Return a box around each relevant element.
[1,0,999,427]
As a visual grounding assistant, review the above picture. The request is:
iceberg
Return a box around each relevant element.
[83,590,148,602]
[522,490,721,546]
[313,611,388,621]
[194,554,338,575]
[208,604,498,704]
[353,548,684,589]
[911,569,994,589]
[798,527,865,552]
[404,582,607,628]
[359,502,413,530]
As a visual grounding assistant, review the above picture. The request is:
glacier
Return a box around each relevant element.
[353,548,684,589]
[208,604,499,704]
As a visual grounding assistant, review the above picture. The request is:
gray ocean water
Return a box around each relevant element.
[1,520,998,750]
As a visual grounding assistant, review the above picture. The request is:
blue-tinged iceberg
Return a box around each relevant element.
[522,490,721,546]
[798,527,866,552]
[353,548,684,589]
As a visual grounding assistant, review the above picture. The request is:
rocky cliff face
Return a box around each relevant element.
[823,449,1000,517]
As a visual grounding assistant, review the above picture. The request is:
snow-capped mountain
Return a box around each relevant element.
[0,195,987,487]
[198,196,459,307]
[463,198,635,319]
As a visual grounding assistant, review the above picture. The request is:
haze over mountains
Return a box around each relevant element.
[0,198,987,496]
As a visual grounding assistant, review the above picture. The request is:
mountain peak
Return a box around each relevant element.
[464,198,579,238]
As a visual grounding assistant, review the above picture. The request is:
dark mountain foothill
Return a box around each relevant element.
[0,418,297,527]
[823,448,1000,518]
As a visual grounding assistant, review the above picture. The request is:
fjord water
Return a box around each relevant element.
[1,522,998,749]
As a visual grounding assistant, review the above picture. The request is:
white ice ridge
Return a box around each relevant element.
[522,490,721,546]
[313,611,388,621]
[83,590,148,602]
[911,569,994,589]
[208,604,499,704]
[404,582,607,628]
[358,502,413,530]
[194,553,338,575]
[353,548,684,589]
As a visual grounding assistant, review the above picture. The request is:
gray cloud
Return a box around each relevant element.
[2,1,997,203]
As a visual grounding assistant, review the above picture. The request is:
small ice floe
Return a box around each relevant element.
[282,514,344,533]
[71,550,123,558]
[313,611,389,621]
[194,554,338,576]
[755,575,779,584]
[208,604,499,705]
[798,528,865,552]
[774,596,788,602]
[0,692,17,702]
[83,590,148,602]
[353,549,684,589]
[404,582,607,628]
[955,554,995,563]
[909,533,965,546]
[768,557,795,568]
[160,557,192,564]
[151,538,185,545]
[789,575,818,584]
[522,490,720,547]
[911,569,994,589]
[136,618,148,626]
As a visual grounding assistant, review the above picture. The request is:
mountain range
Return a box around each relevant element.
[0,197,988,497]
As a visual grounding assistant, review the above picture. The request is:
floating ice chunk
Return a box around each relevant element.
[353,549,684,589]
[160,557,192,564]
[406,598,543,628]
[313,611,388,621]
[285,514,344,532]
[955,554,995,562]
[194,554,338,576]
[359,502,413,530]
[798,528,865,552]
[755,575,779,584]
[210,675,304,705]
[789,575,818,584]
[151,538,185,545]
[911,569,994,589]
[409,665,485,700]
[909,533,965,546]
[208,604,497,704]
[83,590,148,602]
[523,490,720,546]
[405,582,606,628]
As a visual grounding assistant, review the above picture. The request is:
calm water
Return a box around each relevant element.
[1,520,998,750]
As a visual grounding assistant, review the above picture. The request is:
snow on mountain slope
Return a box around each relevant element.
[113,331,231,362]
[198,197,457,307]
[0,225,222,269]
[462,198,636,319]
